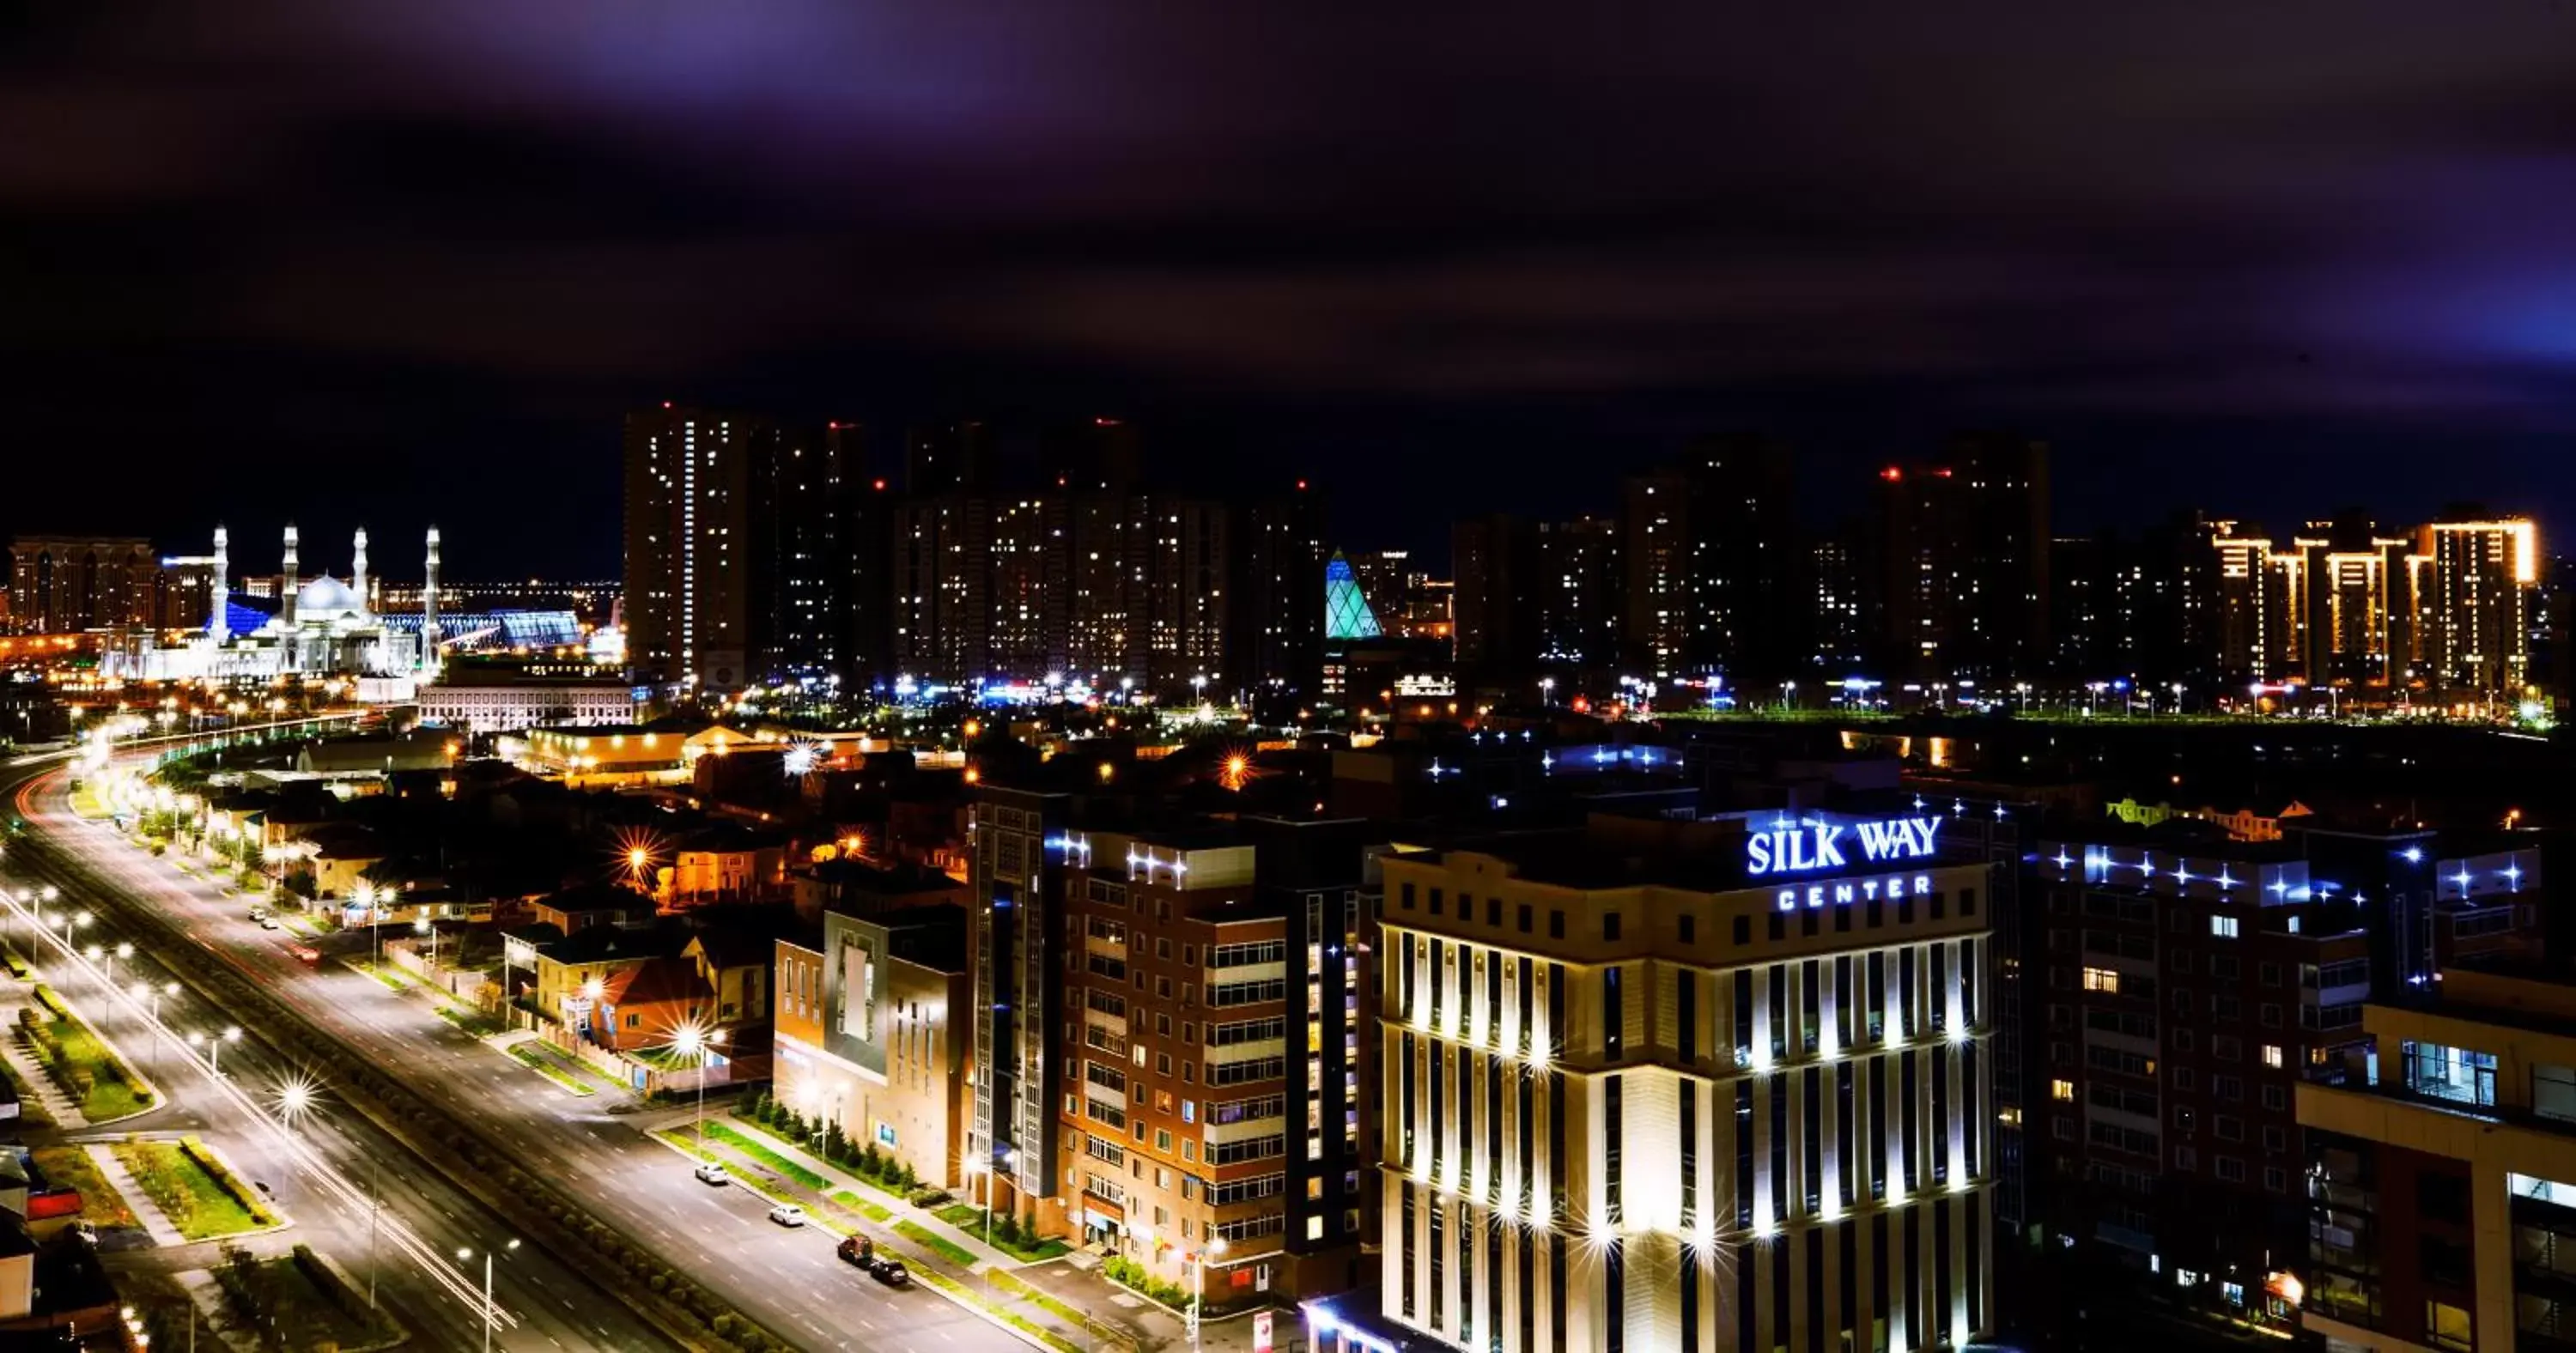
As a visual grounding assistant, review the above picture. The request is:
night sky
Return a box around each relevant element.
[9,3,2576,579]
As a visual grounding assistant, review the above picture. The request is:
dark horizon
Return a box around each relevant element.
[10,2,2576,576]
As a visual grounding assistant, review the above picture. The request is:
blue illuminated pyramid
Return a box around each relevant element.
[1324,552,1382,642]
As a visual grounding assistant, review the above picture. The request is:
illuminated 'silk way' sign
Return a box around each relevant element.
[1747,816,1943,877]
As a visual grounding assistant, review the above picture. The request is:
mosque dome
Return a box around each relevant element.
[295,575,367,618]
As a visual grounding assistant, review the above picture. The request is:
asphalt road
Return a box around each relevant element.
[5,759,1024,1353]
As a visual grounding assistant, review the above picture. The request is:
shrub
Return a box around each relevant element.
[859,1141,882,1177]
[993,1211,1020,1247]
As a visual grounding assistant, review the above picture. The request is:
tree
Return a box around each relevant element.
[860,1140,882,1177]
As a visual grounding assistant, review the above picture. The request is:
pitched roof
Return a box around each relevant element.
[598,956,707,1010]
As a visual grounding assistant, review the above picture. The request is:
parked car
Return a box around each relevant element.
[835,1236,909,1286]
[692,1161,729,1186]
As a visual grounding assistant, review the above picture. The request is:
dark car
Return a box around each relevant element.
[835,1236,909,1286]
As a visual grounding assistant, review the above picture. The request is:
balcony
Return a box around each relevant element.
[1206,1038,1288,1065]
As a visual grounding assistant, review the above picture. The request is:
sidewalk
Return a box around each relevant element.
[0,1033,82,1127]
[88,1143,186,1247]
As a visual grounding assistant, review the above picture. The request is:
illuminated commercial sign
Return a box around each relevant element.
[1778,872,1935,913]
[1747,815,1942,877]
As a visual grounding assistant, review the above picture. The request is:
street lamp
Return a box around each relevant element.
[669,1021,726,1160]
[415,916,440,970]
[190,1026,242,1077]
[1189,1235,1227,1350]
[276,1077,314,1154]
[132,980,176,1072]
[457,1240,519,1353]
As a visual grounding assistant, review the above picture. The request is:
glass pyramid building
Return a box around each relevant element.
[1324,550,1383,642]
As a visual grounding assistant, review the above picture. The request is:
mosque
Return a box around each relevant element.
[101,524,445,694]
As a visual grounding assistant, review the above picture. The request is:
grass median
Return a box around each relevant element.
[19,1000,153,1122]
[115,1138,274,1240]
[508,1043,594,1096]
[702,1121,829,1190]
[935,1203,1072,1262]
[30,1146,135,1230]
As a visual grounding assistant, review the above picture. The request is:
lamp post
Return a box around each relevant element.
[1188,1235,1226,1350]
[190,1026,241,1077]
[353,883,380,969]
[457,1240,518,1353]
[131,980,176,1073]
[415,916,440,971]
[671,1022,726,1159]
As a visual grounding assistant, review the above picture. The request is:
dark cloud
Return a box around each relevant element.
[7,2,2576,573]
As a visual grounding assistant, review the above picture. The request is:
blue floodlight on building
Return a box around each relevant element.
[1323,551,1382,642]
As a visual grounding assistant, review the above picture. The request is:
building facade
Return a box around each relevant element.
[1052,818,1377,1304]
[772,907,973,1190]
[4,537,155,634]
[1346,810,1997,1353]
[2032,830,2377,1339]
[2208,516,2539,698]
[2300,962,2576,1352]
[624,406,764,691]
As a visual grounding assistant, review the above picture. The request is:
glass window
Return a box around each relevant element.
[2539,1064,2576,1123]
[2427,1299,2471,1352]
[2404,1041,2497,1107]
[2210,915,2239,939]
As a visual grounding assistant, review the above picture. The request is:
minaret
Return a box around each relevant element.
[210,525,231,641]
[351,526,370,605]
[280,524,301,628]
[422,525,442,672]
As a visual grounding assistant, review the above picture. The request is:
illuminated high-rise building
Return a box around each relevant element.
[2206,513,2537,697]
[5,537,156,634]
[1334,810,1998,1353]
[2419,518,2538,695]
[1874,434,2051,684]
[1533,516,1621,667]
[623,405,763,691]
[1620,436,1801,683]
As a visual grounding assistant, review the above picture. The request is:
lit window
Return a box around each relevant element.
[2081,967,2120,993]
[2210,916,2240,939]
[2050,1079,2075,1101]
[2262,1045,2284,1069]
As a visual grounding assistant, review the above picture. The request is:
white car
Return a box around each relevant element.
[258,915,282,931]
[692,1161,730,1186]
[767,1203,807,1228]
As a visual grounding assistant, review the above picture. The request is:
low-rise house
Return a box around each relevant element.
[586,957,708,1053]
[684,931,773,1023]
[668,822,789,906]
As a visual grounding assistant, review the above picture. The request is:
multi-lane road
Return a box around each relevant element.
[4,756,1026,1353]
